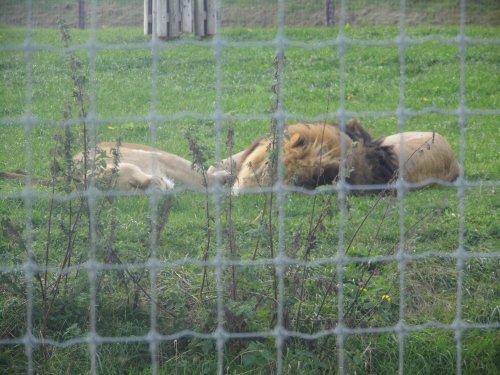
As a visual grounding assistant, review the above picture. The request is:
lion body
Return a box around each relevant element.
[381,132,460,184]
[230,122,460,193]
[73,142,229,191]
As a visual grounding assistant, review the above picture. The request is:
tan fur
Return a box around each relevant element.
[73,142,230,192]
[231,138,275,189]
[71,126,459,193]
[232,123,352,192]
[230,123,460,193]
[283,123,352,187]
[380,132,460,184]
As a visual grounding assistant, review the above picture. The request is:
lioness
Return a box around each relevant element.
[73,142,230,191]
[227,121,460,193]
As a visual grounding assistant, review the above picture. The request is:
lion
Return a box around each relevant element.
[73,142,231,192]
[230,123,354,192]
[226,121,460,194]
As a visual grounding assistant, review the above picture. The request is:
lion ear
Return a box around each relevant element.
[288,132,305,148]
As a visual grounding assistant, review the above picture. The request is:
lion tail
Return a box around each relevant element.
[0,170,29,180]
[0,170,50,186]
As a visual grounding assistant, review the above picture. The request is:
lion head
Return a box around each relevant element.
[283,123,352,188]
[232,123,353,192]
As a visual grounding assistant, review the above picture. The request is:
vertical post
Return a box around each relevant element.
[78,0,85,29]
[206,0,216,36]
[326,0,335,26]
[194,0,206,37]
[152,0,158,38]
[169,0,181,39]
[157,0,168,38]
[182,0,193,33]
[195,0,216,37]
[144,0,152,35]
[147,0,216,39]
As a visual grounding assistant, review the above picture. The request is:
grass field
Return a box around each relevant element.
[0,24,499,374]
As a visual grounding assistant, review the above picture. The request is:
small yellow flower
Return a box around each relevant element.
[360,287,368,294]
[381,294,392,303]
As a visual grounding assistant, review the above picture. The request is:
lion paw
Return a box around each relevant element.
[150,176,175,191]
[207,167,233,186]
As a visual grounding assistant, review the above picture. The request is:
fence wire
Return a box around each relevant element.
[1,1,499,375]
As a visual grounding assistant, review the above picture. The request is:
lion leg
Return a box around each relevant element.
[218,150,247,173]
[206,167,233,186]
[206,150,248,187]
[113,163,174,191]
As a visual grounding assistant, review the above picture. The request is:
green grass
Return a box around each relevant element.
[1,24,499,374]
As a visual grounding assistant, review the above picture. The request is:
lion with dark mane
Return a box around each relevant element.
[227,120,460,193]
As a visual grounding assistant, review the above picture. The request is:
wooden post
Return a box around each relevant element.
[144,0,152,35]
[182,0,193,33]
[152,0,158,38]
[194,0,205,37]
[78,0,85,29]
[146,0,216,39]
[326,0,335,26]
[206,0,216,36]
[156,0,168,38]
[168,0,181,39]
[194,0,216,37]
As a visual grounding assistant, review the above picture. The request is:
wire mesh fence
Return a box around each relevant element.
[0,0,499,374]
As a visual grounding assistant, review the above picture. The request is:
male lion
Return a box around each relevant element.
[73,142,230,192]
[226,121,460,194]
